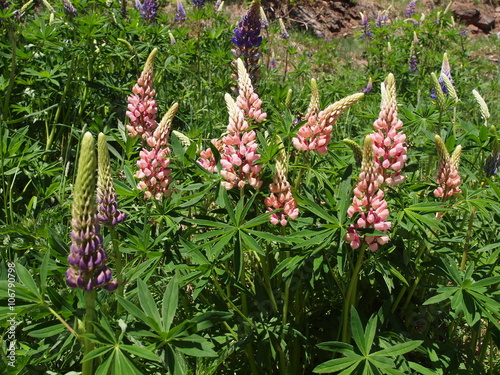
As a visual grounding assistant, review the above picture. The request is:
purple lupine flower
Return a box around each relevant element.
[279,18,290,39]
[363,77,373,94]
[316,31,324,38]
[408,55,418,73]
[459,29,467,36]
[214,0,222,14]
[62,0,77,16]
[484,129,500,177]
[375,11,388,27]
[97,133,126,227]
[405,0,417,18]
[232,1,262,49]
[268,57,277,69]
[135,0,142,10]
[193,0,204,8]
[175,0,187,23]
[360,12,372,38]
[66,132,117,292]
[140,0,158,22]
[1,0,10,9]
[232,0,262,84]
[430,53,454,99]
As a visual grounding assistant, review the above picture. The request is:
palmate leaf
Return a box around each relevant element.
[313,357,360,373]
[315,308,422,374]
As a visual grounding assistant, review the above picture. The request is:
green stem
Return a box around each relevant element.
[4,21,17,117]
[342,245,366,343]
[82,290,96,375]
[460,207,476,270]
[110,227,124,312]
[391,242,426,313]
[45,57,77,156]
[211,273,256,330]
[47,306,80,340]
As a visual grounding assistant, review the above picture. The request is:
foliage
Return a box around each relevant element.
[0,0,499,374]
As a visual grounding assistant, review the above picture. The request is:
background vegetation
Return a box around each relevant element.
[1,0,499,374]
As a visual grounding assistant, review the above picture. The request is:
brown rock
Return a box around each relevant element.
[452,3,480,24]
[476,13,495,31]
[467,24,481,34]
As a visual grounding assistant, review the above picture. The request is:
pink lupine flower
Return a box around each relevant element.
[126,48,158,140]
[136,103,178,199]
[433,134,461,200]
[264,139,299,226]
[199,61,263,190]
[199,139,223,173]
[292,83,364,155]
[346,136,391,252]
[370,73,407,186]
[219,94,262,190]
[235,58,267,123]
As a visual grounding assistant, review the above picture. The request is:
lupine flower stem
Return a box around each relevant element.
[460,207,476,270]
[47,305,80,340]
[110,228,124,309]
[341,244,367,343]
[82,290,96,375]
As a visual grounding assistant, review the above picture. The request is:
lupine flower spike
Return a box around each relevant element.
[193,0,204,8]
[363,77,373,94]
[219,94,262,190]
[265,137,299,226]
[484,126,500,177]
[408,32,418,74]
[370,73,407,186]
[199,61,263,190]
[360,12,372,38]
[405,0,417,18]
[126,48,158,140]
[293,80,363,155]
[97,133,126,227]
[431,52,455,100]
[472,89,490,127]
[136,103,179,199]
[67,132,117,291]
[175,0,187,23]
[140,0,158,23]
[236,58,267,123]
[62,0,77,17]
[343,139,363,167]
[433,135,461,200]
[232,0,262,84]
[279,18,290,39]
[346,136,391,251]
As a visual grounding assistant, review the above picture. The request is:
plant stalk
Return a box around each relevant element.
[342,244,366,343]
[82,290,96,375]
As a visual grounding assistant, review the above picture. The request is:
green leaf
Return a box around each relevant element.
[121,345,161,361]
[15,262,41,300]
[372,340,423,357]
[40,250,50,293]
[117,296,159,336]
[28,323,65,338]
[313,357,359,373]
[162,275,179,332]
[83,346,113,362]
[408,361,439,375]
[351,306,369,356]
[364,314,378,354]
[94,351,114,375]
[317,341,354,353]
[113,347,144,375]
[240,231,265,255]
[138,279,162,331]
